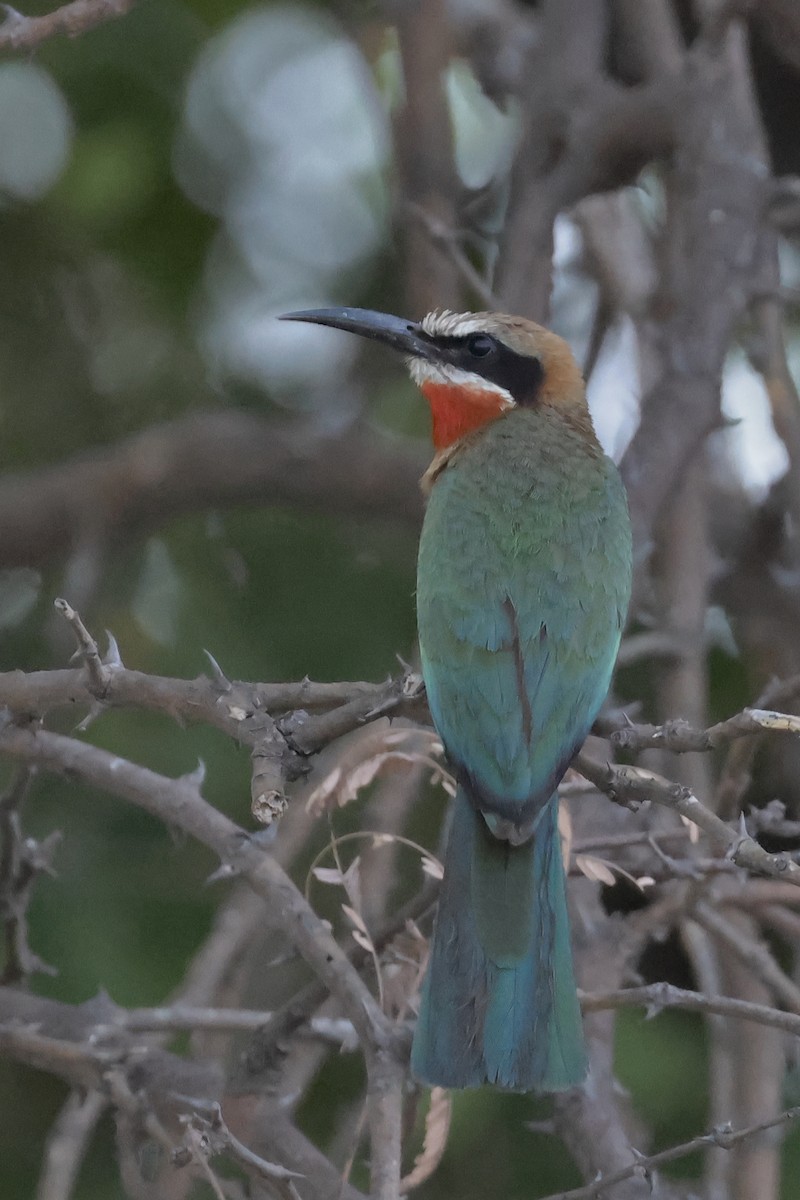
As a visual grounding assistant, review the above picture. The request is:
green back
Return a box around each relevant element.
[417,406,631,827]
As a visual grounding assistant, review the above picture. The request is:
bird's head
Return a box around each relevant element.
[279,307,592,453]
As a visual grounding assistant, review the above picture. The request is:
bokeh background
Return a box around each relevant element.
[3,1,800,1197]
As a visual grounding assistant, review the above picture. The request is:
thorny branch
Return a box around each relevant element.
[3,596,800,1196]
[575,754,800,886]
[538,1107,800,1200]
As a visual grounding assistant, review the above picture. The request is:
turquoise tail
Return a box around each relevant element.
[411,790,586,1091]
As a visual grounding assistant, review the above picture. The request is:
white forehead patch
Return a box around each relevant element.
[408,357,514,408]
[421,309,494,338]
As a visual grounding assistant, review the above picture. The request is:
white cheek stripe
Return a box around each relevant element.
[408,358,515,408]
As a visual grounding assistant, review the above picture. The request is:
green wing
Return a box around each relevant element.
[417,420,630,826]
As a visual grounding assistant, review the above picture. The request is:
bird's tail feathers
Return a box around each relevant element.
[411,789,585,1091]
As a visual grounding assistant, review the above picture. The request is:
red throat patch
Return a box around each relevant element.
[420,381,511,451]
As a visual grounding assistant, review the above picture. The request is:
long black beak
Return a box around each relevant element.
[279,307,437,361]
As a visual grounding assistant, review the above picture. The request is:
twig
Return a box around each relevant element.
[571,828,692,855]
[694,900,800,1013]
[0,767,59,983]
[53,598,110,694]
[36,1090,107,1200]
[405,203,500,309]
[724,879,800,908]
[537,1106,800,1200]
[715,673,800,818]
[576,755,800,886]
[94,1002,357,1047]
[0,664,427,761]
[235,880,434,1086]
[583,961,795,1054]
[0,0,133,51]
[609,706,800,754]
[174,1103,301,1200]
[680,919,736,1197]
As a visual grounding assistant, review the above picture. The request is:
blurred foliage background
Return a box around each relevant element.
[2,1,800,1197]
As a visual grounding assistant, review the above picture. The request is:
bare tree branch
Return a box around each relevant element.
[539,1105,800,1200]
[0,0,133,51]
[0,412,425,571]
[0,723,407,1198]
[576,754,800,886]
[619,22,775,581]
[36,1090,107,1200]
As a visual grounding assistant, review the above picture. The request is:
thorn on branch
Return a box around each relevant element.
[607,691,800,754]
[54,598,110,696]
[104,631,123,669]
[76,700,108,733]
[0,5,24,32]
[181,760,207,789]
[204,861,239,886]
[203,650,232,693]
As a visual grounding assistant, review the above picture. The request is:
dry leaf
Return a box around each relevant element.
[311,866,345,886]
[341,903,370,938]
[381,923,428,1018]
[575,854,617,886]
[420,855,444,881]
[342,856,363,913]
[307,766,343,813]
[576,855,657,893]
[680,813,701,844]
[400,1087,452,1192]
[305,727,453,815]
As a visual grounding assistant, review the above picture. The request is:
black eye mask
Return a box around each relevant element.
[423,333,544,408]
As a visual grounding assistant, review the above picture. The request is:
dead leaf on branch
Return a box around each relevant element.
[381,921,428,1019]
[575,854,617,887]
[680,813,701,844]
[400,1086,452,1193]
[575,853,654,892]
[420,855,444,880]
[341,903,371,941]
[310,865,347,886]
[306,725,454,816]
[307,832,444,902]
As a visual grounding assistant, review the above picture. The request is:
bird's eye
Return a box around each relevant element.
[466,334,495,358]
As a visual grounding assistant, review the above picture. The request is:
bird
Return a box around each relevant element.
[279,305,632,1091]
